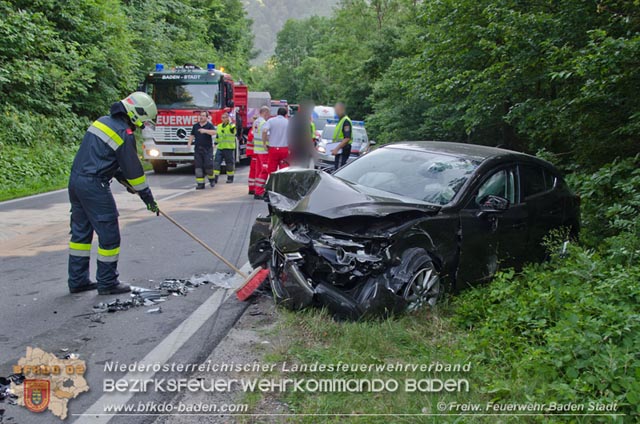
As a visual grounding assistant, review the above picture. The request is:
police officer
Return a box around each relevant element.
[330,102,353,170]
[68,92,159,295]
[213,112,236,183]
[188,110,217,189]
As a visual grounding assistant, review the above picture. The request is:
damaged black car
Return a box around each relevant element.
[248,141,580,320]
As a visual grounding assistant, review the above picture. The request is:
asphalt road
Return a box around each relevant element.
[0,164,268,423]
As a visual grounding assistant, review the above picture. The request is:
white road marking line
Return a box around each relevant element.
[73,262,251,423]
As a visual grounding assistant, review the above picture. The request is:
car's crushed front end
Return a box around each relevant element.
[248,168,441,320]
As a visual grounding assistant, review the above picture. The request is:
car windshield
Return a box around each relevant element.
[321,125,336,139]
[150,82,220,109]
[334,147,480,205]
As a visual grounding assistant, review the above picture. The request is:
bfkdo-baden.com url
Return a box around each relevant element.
[103,401,248,414]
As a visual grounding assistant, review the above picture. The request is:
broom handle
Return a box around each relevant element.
[159,210,248,278]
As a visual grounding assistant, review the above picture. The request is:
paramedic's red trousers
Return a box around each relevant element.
[267,147,289,173]
[247,153,258,193]
[254,153,269,196]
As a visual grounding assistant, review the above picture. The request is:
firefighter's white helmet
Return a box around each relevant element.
[121,92,158,128]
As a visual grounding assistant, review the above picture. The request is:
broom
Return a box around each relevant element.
[159,210,269,301]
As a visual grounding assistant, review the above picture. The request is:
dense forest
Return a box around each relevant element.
[243,0,338,63]
[255,0,639,169]
[0,0,252,198]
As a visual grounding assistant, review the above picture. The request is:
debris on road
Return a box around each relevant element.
[0,374,23,406]
[189,272,236,289]
[90,275,233,318]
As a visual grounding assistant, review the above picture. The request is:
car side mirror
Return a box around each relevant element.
[477,195,510,218]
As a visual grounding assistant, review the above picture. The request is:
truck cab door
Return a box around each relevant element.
[456,167,528,289]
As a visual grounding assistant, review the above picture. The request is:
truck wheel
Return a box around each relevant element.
[151,160,169,174]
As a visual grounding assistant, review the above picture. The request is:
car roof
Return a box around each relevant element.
[384,141,536,162]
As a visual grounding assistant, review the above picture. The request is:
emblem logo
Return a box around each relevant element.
[176,128,187,139]
[24,379,50,413]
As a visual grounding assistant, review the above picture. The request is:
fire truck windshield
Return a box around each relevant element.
[150,82,220,109]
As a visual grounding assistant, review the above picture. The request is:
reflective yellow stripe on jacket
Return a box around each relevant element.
[88,120,124,151]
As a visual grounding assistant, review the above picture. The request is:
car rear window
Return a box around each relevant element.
[520,164,556,198]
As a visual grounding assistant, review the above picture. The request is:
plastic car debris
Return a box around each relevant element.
[146,307,162,314]
[158,279,189,295]
[60,353,79,360]
[0,374,23,405]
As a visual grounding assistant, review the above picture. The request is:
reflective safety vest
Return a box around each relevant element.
[253,118,268,154]
[216,123,236,150]
[332,115,353,145]
[310,121,316,137]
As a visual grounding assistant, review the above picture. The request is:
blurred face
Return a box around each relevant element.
[222,113,230,124]
[335,103,345,117]
[199,112,208,125]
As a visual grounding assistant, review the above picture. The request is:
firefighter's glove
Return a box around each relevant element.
[146,201,160,216]
[139,188,159,216]
[114,171,136,194]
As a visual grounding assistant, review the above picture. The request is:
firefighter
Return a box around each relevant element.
[68,92,159,295]
[213,112,236,183]
[188,110,217,189]
[253,106,270,199]
[330,102,353,170]
[247,114,258,195]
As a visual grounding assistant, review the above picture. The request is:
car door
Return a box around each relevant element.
[456,166,529,287]
[518,164,566,261]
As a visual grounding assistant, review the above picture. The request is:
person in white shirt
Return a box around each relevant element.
[254,107,289,200]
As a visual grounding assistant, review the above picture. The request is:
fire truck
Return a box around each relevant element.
[140,63,249,174]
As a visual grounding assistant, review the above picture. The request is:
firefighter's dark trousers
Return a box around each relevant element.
[68,173,120,290]
[214,148,235,177]
[194,146,214,184]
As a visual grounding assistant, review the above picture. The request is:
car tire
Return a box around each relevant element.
[151,160,168,174]
[393,248,442,311]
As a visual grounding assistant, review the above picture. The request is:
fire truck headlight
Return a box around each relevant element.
[149,149,160,158]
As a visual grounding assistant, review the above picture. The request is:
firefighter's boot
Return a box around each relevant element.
[98,282,131,295]
[196,183,205,190]
[226,176,234,184]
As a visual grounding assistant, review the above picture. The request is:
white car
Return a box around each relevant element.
[314,121,374,170]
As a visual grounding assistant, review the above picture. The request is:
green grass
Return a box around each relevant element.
[0,138,151,202]
[243,239,639,423]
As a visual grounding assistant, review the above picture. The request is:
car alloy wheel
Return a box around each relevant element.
[403,262,441,311]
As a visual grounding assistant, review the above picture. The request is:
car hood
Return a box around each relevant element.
[265,168,440,219]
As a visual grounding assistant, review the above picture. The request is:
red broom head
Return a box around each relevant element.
[236,268,270,301]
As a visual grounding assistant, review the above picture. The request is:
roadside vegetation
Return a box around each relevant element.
[0,0,252,201]
[244,0,640,421]
[248,156,640,421]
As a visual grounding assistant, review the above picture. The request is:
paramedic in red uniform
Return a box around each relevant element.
[247,114,258,194]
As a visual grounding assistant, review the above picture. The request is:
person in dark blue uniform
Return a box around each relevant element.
[68,92,159,295]
[187,110,217,189]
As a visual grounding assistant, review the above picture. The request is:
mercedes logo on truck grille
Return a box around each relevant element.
[176,128,187,139]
